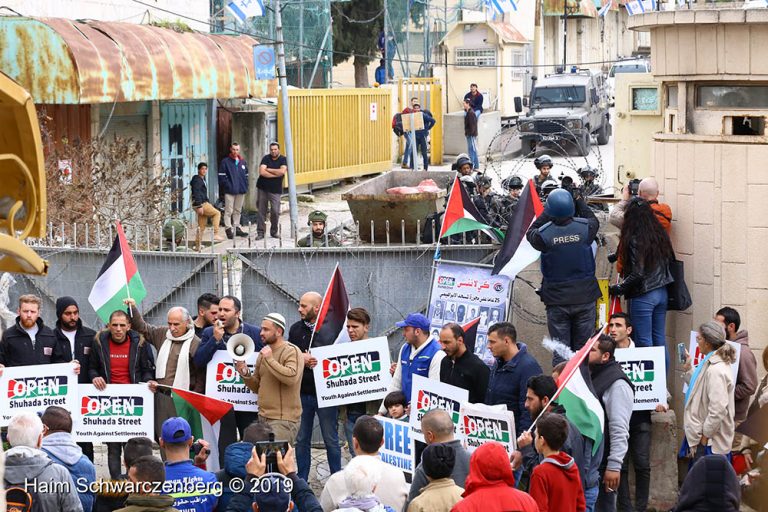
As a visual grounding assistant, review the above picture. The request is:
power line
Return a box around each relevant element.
[131,0,636,70]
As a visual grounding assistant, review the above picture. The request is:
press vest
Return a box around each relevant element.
[539,218,595,283]
[400,338,442,403]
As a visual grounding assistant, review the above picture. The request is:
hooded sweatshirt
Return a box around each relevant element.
[732,330,758,422]
[673,455,740,512]
[3,445,84,512]
[528,451,586,512]
[213,442,253,512]
[451,443,538,512]
[42,432,96,512]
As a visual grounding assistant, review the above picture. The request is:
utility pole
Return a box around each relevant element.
[383,0,388,85]
[562,0,568,71]
[299,0,304,87]
[275,0,299,238]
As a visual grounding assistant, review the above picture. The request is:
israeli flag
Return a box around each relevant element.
[487,0,519,15]
[227,0,266,23]
[598,1,612,17]
[625,0,656,15]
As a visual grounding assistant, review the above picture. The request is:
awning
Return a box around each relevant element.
[543,0,599,18]
[0,17,277,104]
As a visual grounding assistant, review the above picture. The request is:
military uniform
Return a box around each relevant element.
[297,210,341,247]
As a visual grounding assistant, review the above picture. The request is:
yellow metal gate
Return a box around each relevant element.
[278,88,392,186]
[398,78,443,166]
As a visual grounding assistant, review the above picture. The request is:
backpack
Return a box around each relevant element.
[5,486,39,512]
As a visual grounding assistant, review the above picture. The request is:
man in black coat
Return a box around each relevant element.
[54,296,98,461]
[438,322,489,404]
[0,294,71,369]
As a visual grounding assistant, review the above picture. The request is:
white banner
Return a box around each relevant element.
[73,384,154,442]
[312,337,392,408]
[0,363,78,426]
[409,374,468,443]
[376,415,414,474]
[206,351,259,412]
[460,402,516,455]
[615,346,667,411]
[684,331,741,393]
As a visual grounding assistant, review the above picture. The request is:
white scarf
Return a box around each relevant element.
[155,327,195,389]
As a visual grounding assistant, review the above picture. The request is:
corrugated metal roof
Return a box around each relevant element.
[0,17,277,104]
[487,21,530,44]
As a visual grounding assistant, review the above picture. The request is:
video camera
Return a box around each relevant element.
[558,174,583,201]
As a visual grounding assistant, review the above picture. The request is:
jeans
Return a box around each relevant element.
[410,137,429,171]
[403,133,412,166]
[257,190,281,237]
[618,421,651,512]
[466,136,479,170]
[585,485,599,512]
[546,301,597,366]
[296,393,342,481]
[629,287,668,369]
[107,442,124,480]
[345,411,363,456]
[596,480,617,512]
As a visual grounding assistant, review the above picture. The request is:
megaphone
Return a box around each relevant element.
[227,333,255,362]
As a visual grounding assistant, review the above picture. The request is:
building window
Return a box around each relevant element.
[631,87,659,112]
[512,50,525,80]
[696,85,768,109]
[667,85,678,108]
[455,48,497,67]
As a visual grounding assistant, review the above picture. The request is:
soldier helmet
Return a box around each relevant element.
[545,189,576,218]
[502,176,524,190]
[454,154,472,171]
[534,155,554,170]
[475,175,492,189]
[307,210,328,225]
[578,166,597,177]
[540,179,560,196]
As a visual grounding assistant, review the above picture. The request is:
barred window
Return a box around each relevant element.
[512,50,525,80]
[455,48,497,67]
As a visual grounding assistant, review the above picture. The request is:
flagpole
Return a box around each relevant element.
[116,220,134,318]
[309,262,339,349]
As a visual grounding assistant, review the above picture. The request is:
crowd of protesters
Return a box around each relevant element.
[0,173,766,512]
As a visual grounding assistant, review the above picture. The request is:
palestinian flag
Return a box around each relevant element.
[492,179,543,279]
[171,387,237,472]
[609,275,623,315]
[461,317,480,355]
[439,177,502,242]
[551,328,605,454]
[312,263,350,347]
[88,221,147,324]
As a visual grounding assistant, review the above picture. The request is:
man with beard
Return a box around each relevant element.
[0,294,73,368]
[297,210,340,247]
[192,293,220,339]
[237,313,302,443]
[53,296,97,461]
[439,323,489,404]
[289,291,342,481]
[194,295,262,437]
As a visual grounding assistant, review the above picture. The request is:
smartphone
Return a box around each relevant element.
[677,343,686,364]
[255,439,289,473]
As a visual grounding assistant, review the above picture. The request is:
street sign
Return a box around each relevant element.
[253,45,276,80]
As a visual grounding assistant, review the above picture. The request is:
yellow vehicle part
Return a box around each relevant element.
[0,70,48,275]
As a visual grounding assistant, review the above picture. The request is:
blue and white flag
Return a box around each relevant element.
[487,0,518,15]
[598,1,612,17]
[227,0,265,23]
[625,0,656,15]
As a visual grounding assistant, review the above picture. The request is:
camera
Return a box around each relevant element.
[628,179,641,196]
[558,174,583,200]
[255,433,289,473]
[191,442,210,457]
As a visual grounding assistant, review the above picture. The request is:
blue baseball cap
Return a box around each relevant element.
[396,313,431,332]
[253,474,292,511]
[161,417,192,443]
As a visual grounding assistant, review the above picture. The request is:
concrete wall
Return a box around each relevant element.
[443,110,502,160]
[2,0,210,32]
[232,111,270,211]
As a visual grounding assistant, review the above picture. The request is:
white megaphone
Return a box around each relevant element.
[227,333,255,361]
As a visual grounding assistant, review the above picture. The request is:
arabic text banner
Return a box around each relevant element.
[73,384,154,442]
[614,346,667,411]
[409,374,468,443]
[684,331,741,393]
[460,403,516,455]
[376,415,413,474]
[312,337,392,408]
[0,363,78,426]
[206,351,259,412]
[428,261,511,365]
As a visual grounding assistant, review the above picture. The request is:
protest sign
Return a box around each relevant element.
[684,331,741,393]
[312,337,391,408]
[376,415,413,474]
[409,374,468,443]
[206,351,259,412]
[0,363,78,426]
[460,403,516,455]
[427,261,511,365]
[73,384,154,442]
[615,346,667,410]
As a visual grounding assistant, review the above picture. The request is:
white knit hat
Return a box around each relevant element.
[264,313,286,333]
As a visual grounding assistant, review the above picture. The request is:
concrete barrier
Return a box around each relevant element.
[443,110,501,161]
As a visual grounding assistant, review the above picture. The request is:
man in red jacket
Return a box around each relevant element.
[529,413,586,512]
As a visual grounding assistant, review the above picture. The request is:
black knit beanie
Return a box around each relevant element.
[422,442,456,480]
[56,296,78,320]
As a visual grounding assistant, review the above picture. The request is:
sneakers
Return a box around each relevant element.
[235,227,248,237]
[225,228,234,240]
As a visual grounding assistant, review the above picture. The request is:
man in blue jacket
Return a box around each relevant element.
[218,142,249,240]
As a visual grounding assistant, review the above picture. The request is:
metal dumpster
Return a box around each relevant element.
[341,170,456,243]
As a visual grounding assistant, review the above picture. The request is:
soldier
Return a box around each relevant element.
[297,210,341,248]
[473,175,496,226]
[578,166,604,197]
[532,155,554,195]
[493,176,525,230]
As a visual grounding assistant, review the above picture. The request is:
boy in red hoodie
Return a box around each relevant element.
[529,413,586,512]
